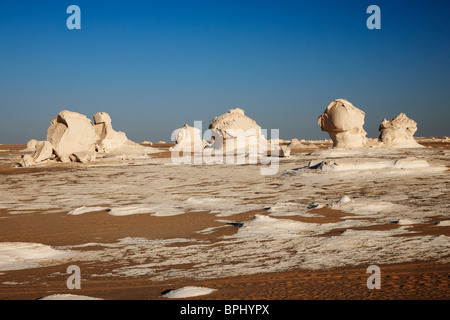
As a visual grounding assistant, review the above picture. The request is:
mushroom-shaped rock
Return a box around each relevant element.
[318,99,367,149]
[208,108,267,152]
[47,111,97,158]
[379,113,423,148]
[170,124,205,152]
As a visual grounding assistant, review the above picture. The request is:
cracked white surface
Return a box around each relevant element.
[0,146,448,280]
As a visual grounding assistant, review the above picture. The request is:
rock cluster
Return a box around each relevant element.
[18,102,426,168]
[20,110,157,167]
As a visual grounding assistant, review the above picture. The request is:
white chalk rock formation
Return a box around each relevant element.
[280,146,291,157]
[379,113,423,148]
[288,138,310,149]
[208,108,267,153]
[19,110,161,167]
[307,158,432,173]
[70,152,97,163]
[19,140,53,167]
[33,141,53,163]
[19,154,34,167]
[47,110,97,158]
[93,112,129,152]
[270,138,285,145]
[93,112,159,155]
[170,124,205,152]
[25,139,38,151]
[318,99,367,149]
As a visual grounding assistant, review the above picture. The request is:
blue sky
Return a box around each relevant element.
[0,0,449,143]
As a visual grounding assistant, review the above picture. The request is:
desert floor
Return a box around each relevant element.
[0,140,448,300]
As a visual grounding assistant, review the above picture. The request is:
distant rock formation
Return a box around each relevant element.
[318,99,367,149]
[269,138,285,145]
[208,108,267,152]
[170,124,205,152]
[379,113,423,148]
[287,138,307,149]
[279,146,291,157]
[287,138,311,149]
[288,138,318,150]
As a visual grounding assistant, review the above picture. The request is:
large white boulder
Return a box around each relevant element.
[379,113,423,148]
[318,99,367,149]
[47,110,97,158]
[208,108,267,153]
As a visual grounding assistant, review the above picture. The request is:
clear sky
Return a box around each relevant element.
[1,0,449,144]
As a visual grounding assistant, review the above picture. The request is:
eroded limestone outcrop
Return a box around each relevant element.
[170,124,205,152]
[19,110,159,167]
[93,112,129,153]
[208,108,268,152]
[19,140,53,167]
[318,99,367,149]
[47,110,97,158]
[379,113,423,148]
